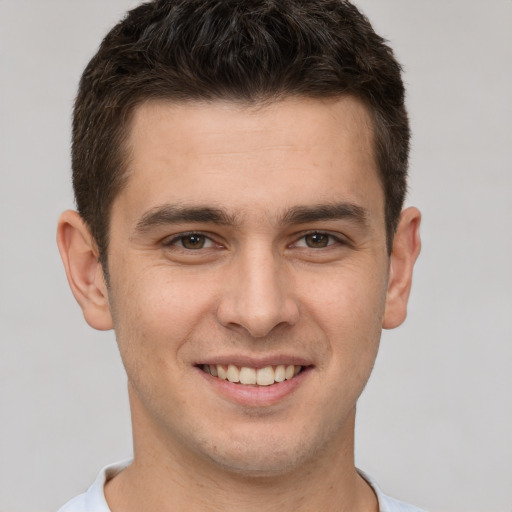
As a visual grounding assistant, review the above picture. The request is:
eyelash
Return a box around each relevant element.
[163,231,346,251]
[292,231,345,249]
[163,232,217,250]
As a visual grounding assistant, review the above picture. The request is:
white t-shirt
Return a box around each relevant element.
[58,460,426,512]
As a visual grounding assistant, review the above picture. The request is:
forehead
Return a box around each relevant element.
[117,96,383,225]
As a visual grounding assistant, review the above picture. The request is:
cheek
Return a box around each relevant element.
[108,267,217,365]
[304,264,388,324]
[300,265,387,364]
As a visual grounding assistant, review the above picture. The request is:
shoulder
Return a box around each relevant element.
[358,469,427,512]
[57,459,131,512]
[57,492,89,512]
[379,493,427,512]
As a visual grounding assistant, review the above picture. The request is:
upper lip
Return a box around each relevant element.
[195,355,314,369]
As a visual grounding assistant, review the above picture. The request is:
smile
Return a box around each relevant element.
[201,364,303,386]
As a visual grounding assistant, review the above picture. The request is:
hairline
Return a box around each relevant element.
[97,91,393,271]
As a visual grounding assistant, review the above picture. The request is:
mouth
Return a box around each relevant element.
[200,364,305,386]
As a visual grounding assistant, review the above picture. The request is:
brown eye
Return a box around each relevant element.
[304,233,330,248]
[180,234,206,249]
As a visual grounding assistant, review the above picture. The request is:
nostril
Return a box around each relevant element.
[215,268,300,337]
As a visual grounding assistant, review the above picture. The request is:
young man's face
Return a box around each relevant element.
[97,97,406,475]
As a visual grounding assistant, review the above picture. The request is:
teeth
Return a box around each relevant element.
[239,367,257,385]
[274,365,286,382]
[256,366,275,386]
[226,364,240,383]
[205,364,303,386]
[217,365,227,380]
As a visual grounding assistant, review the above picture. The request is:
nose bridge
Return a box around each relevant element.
[217,240,298,337]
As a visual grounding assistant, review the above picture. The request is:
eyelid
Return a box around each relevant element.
[160,229,349,250]
[291,230,348,248]
[162,231,219,249]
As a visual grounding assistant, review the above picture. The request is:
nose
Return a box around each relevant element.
[216,246,300,338]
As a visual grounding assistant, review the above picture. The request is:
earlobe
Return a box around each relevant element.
[382,207,421,330]
[56,210,113,330]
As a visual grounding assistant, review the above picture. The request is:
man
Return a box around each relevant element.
[56,0,423,510]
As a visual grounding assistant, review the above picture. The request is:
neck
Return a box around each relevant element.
[105,392,378,512]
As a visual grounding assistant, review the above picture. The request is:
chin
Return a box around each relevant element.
[207,448,305,478]
[195,427,330,478]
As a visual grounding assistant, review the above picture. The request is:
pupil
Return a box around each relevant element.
[307,233,328,248]
[183,235,204,249]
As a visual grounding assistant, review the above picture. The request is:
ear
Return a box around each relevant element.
[382,207,421,330]
[56,210,113,330]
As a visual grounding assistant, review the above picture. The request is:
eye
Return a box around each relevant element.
[166,233,216,250]
[294,232,340,249]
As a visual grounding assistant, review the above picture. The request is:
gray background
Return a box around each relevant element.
[1,1,511,511]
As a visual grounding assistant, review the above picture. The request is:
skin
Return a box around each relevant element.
[57,96,421,512]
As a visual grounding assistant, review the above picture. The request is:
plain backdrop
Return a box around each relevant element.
[1,1,511,511]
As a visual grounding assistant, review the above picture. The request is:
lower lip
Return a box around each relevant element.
[197,367,311,407]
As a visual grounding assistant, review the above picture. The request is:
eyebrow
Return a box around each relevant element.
[135,205,238,233]
[134,201,368,234]
[282,203,368,226]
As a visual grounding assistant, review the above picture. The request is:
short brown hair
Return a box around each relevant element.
[72,0,409,262]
